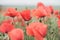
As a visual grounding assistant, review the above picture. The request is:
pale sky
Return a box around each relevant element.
[0,0,60,6]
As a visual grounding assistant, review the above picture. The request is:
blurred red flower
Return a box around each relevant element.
[34,29,44,40]
[26,27,34,36]
[8,28,24,40]
[4,8,18,17]
[44,7,51,17]
[53,10,60,19]
[15,12,26,26]
[31,7,48,19]
[54,10,59,15]
[45,7,51,13]
[17,12,23,21]
[0,22,14,33]
[21,9,31,21]
[37,2,45,8]
[47,6,53,13]
[26,22,47,40]
[57,15,60,19]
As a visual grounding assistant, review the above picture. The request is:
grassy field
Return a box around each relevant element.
[0,5,60,40]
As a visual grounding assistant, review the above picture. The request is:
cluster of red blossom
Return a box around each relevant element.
[0,2,60,40]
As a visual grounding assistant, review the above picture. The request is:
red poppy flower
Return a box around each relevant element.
[21,9,31,21]
[45,7,51,13]
[26,27,44,40]
[38,7,48,17]
[0,22,14,33]
[48,6,53,13]
[31,7,48,19]
[44,7,51,17]
[15,12,26,26]
[17,12,23,21]
[4,8,18,17]
[37,2,45,8]
[26,22,47,39]
[57,15,60,19]
[8,28,24,40]
[54,10,59,15]
[54,10,60,19]
[26,27,34,36]
[34,29,44,40]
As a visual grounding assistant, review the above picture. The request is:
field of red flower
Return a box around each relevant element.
[0,2,60,40]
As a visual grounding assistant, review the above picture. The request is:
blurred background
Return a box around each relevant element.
[0,0,60,12]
